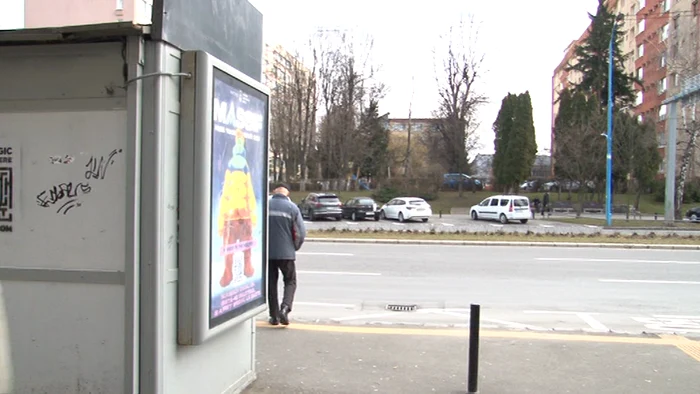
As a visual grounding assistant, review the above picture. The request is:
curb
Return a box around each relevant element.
[307,237,700,250]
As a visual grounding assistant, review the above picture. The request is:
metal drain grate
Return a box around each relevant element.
[385,304,418,312]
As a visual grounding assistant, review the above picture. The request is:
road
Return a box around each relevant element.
[303,214,700,235]
[268,242,700,337]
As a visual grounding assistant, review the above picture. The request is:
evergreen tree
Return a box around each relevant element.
[492,92,538,191]
[568,0,636,107]
[358,99,389,179]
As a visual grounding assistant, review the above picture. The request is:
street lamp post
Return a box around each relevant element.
[605,14,623,227]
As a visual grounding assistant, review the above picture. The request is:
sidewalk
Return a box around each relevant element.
[244,323,700,394]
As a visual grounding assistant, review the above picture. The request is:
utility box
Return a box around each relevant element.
[0,3,267,391]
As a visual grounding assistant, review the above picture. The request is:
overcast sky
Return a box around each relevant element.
[2,0,600,155]
[251,0,600,155]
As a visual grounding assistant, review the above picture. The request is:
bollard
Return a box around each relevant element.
[439,210,442,218]
[654,213,658,220]
[467,304,480,393]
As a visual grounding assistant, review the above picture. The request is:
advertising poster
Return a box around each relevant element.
[209,68,268,328]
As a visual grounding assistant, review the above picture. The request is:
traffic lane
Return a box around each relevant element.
[294,274,700,314]
[296,244,700,282]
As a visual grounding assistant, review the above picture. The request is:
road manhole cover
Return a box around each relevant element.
[385,304,418,312]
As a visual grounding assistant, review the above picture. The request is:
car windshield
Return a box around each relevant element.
[357,198,374,205]
[514,198,529,207]
[409,200,427,205]
[318,196,340,203]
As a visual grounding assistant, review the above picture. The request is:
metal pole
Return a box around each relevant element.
[605,25,615,227]
[467,304,480,393]
[664,101,678,223]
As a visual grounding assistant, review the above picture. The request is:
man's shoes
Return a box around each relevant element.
[268,316,279,326]
[279,305,290,326]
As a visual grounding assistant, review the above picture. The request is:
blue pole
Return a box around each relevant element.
[606,24,615,227]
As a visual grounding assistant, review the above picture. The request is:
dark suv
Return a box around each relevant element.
[298,193,343,221]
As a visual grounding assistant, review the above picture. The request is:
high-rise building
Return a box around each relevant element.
[551,0,674,176]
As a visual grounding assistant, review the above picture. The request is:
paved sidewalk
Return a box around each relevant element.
[244,323,700,394]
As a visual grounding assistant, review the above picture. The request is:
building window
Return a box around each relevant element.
[658,77,668,94]
[658,131,666,146]
[659,104,667,120]
[663,0,671,12]
[660,52,667,68]
[638,114,644,123]
[639,0,645,9]
[673,73,680,87]
[637,67,644,79]
[637,44,644,58]
[661,24,670,41]
[638,19,646,34]
[116,0,124,10]
[636,91,644,106]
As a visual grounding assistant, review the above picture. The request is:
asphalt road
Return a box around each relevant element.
[303,214,699,235]
[268,243,700,337]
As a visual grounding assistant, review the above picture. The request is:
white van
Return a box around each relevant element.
[470,195,531,224]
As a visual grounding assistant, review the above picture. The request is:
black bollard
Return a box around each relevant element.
[468,304,480,393]
[439,210,442,218]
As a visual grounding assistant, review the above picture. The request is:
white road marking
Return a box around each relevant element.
[599,279,700,285]
[482,318,547,331]
[392,222,405,226]
[297,270,381,276]
[652,315,700,319]
[295,302,356,308]
[345,221,359,225]
[331,313,396,322]
[523,310,609,332]
[585,225,599,228]
[537,257,700,265]
[489,224,503,228]
[297,252,354,256]
[441,223,455,227]
[304,221,313,224]
[539,224,554,228]
[632,316,700,333]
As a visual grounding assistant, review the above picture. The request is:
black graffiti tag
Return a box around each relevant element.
[36,182,92,215]
[85,149,123,180]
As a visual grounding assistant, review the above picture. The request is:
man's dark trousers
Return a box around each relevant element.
[268,259,297,319]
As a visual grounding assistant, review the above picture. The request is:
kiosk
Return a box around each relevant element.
[0,1,267,393]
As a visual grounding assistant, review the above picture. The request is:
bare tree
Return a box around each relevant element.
[667,8,700,218]
[432,18,487,196]
[403,76,415,177]
[314,30,383,186]
[268,44,318,189]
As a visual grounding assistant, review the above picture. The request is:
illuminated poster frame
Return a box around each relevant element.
[178,50,269,345]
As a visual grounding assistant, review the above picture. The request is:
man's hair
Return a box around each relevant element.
[273,182,291,192]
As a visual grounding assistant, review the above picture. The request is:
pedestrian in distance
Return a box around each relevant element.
[541,192,550,218]
[267,182,306,326]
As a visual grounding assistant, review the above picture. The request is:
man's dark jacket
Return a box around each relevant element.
[268,194,306,260]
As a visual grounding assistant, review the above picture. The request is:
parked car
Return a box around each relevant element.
[379,197,432,223]
[443,173,483,191]
[686,207,700,222]
[342,197,380,221]
[470,195,532,224]
[298,193,343,221]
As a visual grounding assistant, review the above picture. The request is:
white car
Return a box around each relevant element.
[379,197,432,223]
[470,195,531,224]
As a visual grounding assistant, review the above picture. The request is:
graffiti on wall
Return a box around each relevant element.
[36,149,123,215]
[0,145,18,233]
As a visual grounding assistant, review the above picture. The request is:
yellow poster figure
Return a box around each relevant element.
[217,129,257,288]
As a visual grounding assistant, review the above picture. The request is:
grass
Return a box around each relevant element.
[547,217,700,229]
[289,190,699,216]
[307,230,700,245]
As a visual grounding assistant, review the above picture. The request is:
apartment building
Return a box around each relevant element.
[666,0,700,177]
[551,0,674,176]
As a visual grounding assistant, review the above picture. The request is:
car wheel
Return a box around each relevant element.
[499,214,508,224]
[374,214,380,221]
[692,213,698,221]
[471,211,478,220]
[380,210,386,220]
[422,218,428,223]
[399,212,405,223]
[351,212,357,221]
[520,219,528,224]
[336,216,342,221]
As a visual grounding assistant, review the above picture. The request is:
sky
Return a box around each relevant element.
[251,0,601,155]
[1,0,601,155]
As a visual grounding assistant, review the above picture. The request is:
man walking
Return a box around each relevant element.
[268,183,306,326]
